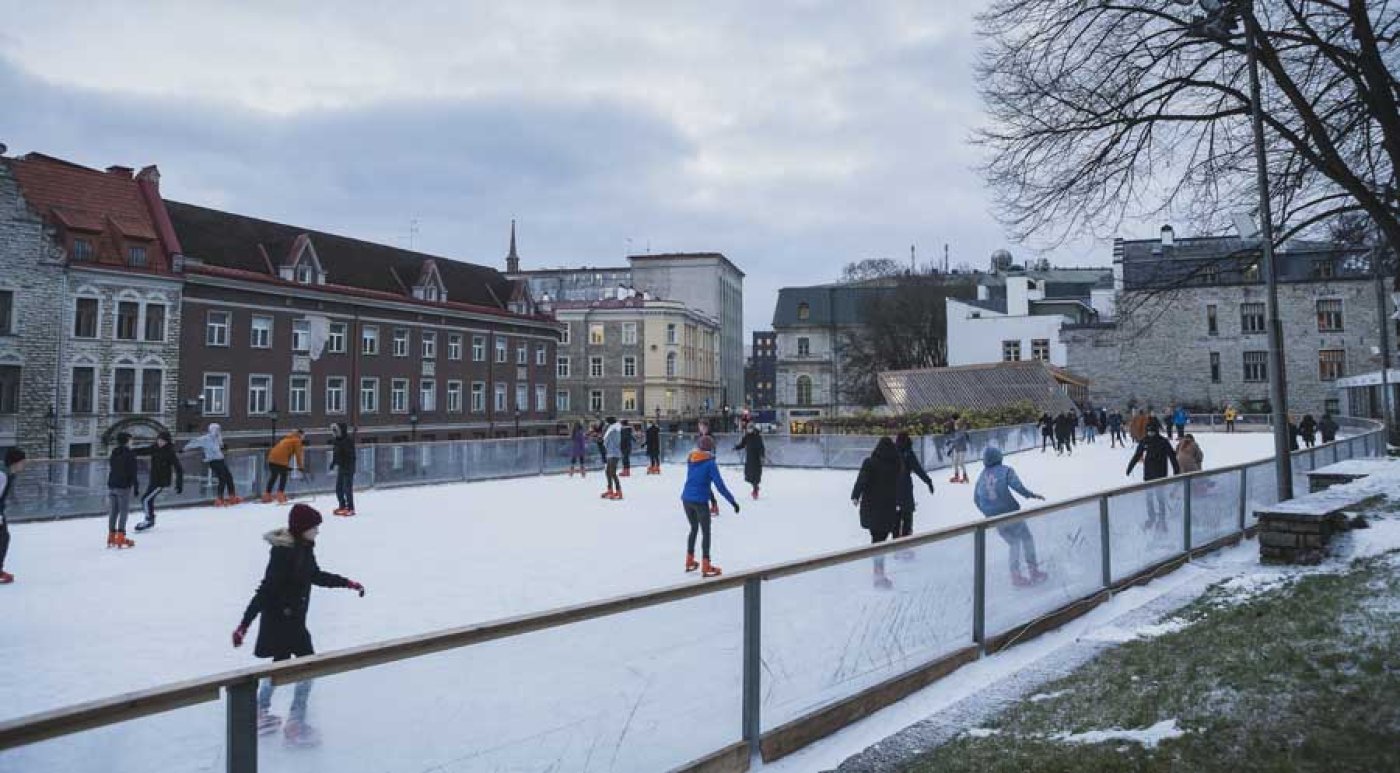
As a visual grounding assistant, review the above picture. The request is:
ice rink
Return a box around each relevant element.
[0,432,1278,772]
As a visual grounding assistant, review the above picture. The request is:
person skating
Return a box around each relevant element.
[1128,410,1149,444]
[1299,414,1318,448]
[645,421,661,474]
[105,433,140,548]
[945,420,971,482]
[734,425,767,499]
[264,430,308,504]
[1223,405,1238,433]
[1083,410,1098,444]
[186,423,240,505]
[568,422,588,477]
[1069,411,1080,447]
[681,435,740,577]
[894,432,935,540]
[1108,410,1126,448]
[328,423,356,516]
[0,448,27,584]
[1146,412,1164,437]
[133,432,184,532]
[1038,413,1054,452]
[1288,417,1301,451]
[1053,413,1074,455]
[697,419,719,514]
[1171,406,1189,440]
[592,421,607,467]
[973,446,1048,586]
[232,504,365,746]
[852,437,902,589]
[620,420,634,477]
[601,417,623,500]
[1127,423,1179,532]
[1320,412,1339,443]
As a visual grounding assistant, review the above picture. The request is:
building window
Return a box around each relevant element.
[1243,351,1268,382]
[447,381,463,413]
[70,367,96,413]
[422,331,437,359]
[1312,258,1335,279]
[250,316,273,349]
[1206,305,1218,336]
[557,356,570,378]
[589,324,605,345]
[590,389,604,412]
[116,301,140,340]
[515,383,527,411]
[1210,352,1221,383]
[1319,349,1345,381]
[496,337,508,363]
[360,378,379,414]
[206,310,230,347]
[535,344,546,366]
[1242,262,1261,282]
[666,352,677,378]
[796,375,813,406]
[1240,303,1265,334]
[1325,398,1340,415]
[0,290,12,335]
[393,329,409,357]
[71,237,94,262]
[143,304,166,342]
[1031,339,1050,362]
[448,334,463,361]
[622,389,637,412]
[622,323,638,345]
[590,356,604,378]
[328,322,347,354]
[288,376,310,414]
[362,325,379,355]
[1002,340,1022,362]
[127,245,148,268]
[666,324,678,345]
[0,366,19,414]
[141,368,162,414]
[494,383,507,412]
[1202,263,1219,284]
[556,389,570,412]
[797,337,810,357]
[1316,299,1344,332]
[390,379,409,413]
[248,375,272,415]
[326,377,346,415]
[535,384,547,412]
[516,343,527,365]
[667,389,677,411]
[560,323,571,345]
[73,297,100,339]
[202,373,227,416]
[421,380,437,412]
[472,335,486,362]
[471,382,486,413]
[288,319,309,353]
[623,356,637,377]
[112,368,136,413]
[797,302,810,321]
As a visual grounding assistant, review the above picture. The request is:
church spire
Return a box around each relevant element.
[506,219,520,274]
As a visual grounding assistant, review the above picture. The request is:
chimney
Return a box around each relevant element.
[106,165,134,178]
[134,164,184,267]
[1007,277,1031,316]
[1160,224,1175,249]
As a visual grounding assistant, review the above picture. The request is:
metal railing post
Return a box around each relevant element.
[973,526,986,651]
[1182,478,1193,553]
[742,577,762,759]
[1332,441,1340,464]
[1238,467,1249,531]
[226,679,258,773]
[1099,496,1112,588]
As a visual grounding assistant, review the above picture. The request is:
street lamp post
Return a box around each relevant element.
[409,410,419,442]
[268,404,280,448]
[45,404,56,459]
[514,409,521,437]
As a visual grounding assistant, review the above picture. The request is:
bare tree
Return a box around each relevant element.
[841,258,906,282]
[838,277,975,407]
[977,0,1400,286]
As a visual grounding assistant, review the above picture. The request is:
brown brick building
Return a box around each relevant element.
[167,202,562,448]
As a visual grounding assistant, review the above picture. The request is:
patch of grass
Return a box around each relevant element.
[902,536,1400,772]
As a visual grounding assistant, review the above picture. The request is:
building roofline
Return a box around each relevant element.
[628,252,746,278]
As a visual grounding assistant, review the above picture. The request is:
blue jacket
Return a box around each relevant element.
[973,448,1038,517]
[681,450,738,507]
[1172,408,1189,426]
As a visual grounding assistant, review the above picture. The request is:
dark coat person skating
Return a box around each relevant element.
[133,432,184,531]
[894,432,934,538]
[1127,426,1180,531]
[851,437,904,588]
[734,427,766,497]
[329,422,357,515]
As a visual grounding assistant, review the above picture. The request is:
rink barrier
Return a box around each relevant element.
[0,417,1385,773]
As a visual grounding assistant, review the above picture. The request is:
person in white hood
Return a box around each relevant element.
[185,423,241,506]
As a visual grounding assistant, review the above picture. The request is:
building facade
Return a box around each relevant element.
[947,269,1111,368]
[745,331,777,410]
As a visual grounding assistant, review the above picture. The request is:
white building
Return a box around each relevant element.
[946,269,1111,368]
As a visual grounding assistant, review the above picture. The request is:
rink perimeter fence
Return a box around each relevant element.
[0,416,1386,773]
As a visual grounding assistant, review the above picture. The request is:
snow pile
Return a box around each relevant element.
[1078,618,1188,644]
[1051,718,1185,749]
[1027,689,1073,703]
[964,727,1000,738]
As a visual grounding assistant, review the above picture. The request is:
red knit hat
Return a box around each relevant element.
[288,504,322,537]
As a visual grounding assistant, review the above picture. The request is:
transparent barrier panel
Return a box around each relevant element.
[985,500,1102,637]
[0,698,223,773]
[1290,449,1314,503]
[463,438,543,481]
[1189,469,1242,548]
[761,533,975,731]
[540,436,579,474]
[760,435,827,468]
[1245,460,1279,519]
[824,436,878,470]
[261,589,742,773]
[1107,480,1185,582]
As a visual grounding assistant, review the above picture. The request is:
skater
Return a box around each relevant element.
[645,421,661,474]
[851,437,902,589]
[329,423,356,516]
[620,420,634,477]
[973,446,1047,586]
[568,422,588,476]
[0,448,27,584]
[1069,411,1080,447]
[697,419,719,514]
[1320,411,1339,443]
[1053,412,1074,455]
[1176,433,1203,474]
[232,504,365,747]
[681,435,740,577]
[945,419,971,482]
[1098,407,1109,436]
[601,417,623,500]
[1038,413,1054,452]
[592,421,608,467]
[1083,410,1098,443]
[1108,410,1126,448]
[1288,416,1302,451]
[186,423,240,506]
[734,425,766,499]
[106,433,140,548]
[1127,423,1179,532]
[133,432,184,532]
[1128,410,1148,444]
[1172,405,1189,440]
[264,430,308,504]
[1223,405,1238,433]
[894,432,935,539]
[1299,414,1318,448]
[1146,412,1164,437]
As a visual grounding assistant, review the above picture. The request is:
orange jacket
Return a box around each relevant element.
[268,433,305,469]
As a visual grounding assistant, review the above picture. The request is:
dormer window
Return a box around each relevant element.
[72,238,94,262]
[296,264,314,284]
[127,245,148,268]
[797,302,810,321]
[422,285,440,302]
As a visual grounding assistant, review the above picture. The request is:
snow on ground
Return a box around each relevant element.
[0,434,1277,772]
[1051,718,1185,749]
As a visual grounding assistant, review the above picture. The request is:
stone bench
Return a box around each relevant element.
[1306,459,1395,493]
[1257,488,1383,565]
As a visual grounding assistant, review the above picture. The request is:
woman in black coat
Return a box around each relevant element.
[329,422,357,516]
[893,432,934,538]
[1298,414,1318,448]
[233,504,364,745]
[734,427,767,499]
[852,437,903,588]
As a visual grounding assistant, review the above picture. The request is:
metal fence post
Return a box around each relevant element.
[742,577,762,759]
[538,437,546,475]
[1332,441,1340,464]
[1182,478,1193,553]
[973,526,986,651]
[1099,496,1112,588]
[226,679,258,773]
[1238,467,1249,532]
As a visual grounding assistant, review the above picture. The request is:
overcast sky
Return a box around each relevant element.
[1,1,1115,332]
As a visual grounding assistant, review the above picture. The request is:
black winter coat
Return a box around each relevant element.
[645,426,661,455]
[1127,435,1180,481]
[1039,415,1054,436]
[1320,416,1339,443]
[240,529,352,659]
[107,446,139,491]
[852,445,902,533]
[895,446,933,511]
[134,444,184,490]
[621,426,634,454]
[1053,415,1074,439]
[329,434,357,473]
[734,432,766,485]
[1298,417,1318,440]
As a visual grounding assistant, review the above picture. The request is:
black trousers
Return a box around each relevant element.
[648,449,660,468]
[266,464,290,494]
[895,506,914,538]
[684,501,712,558]
[605,458,621,491]
[335,469,356,510]
[622,451,631,472]
[141,485,165,523]
[209,460,236,498]
[0,521,9,573]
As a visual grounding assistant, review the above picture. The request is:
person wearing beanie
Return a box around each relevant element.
[133,431,184,532]
[0,447,28,584]
[106,432,139,548]
[645,421,662,474]
[185,423,239,506]
[681,434,739,577]
[264,429,308,505]
[600,417,624,500]
[233,503,364,746]
[328,423,357,516]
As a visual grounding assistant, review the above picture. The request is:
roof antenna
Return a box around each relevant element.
[409,218,420,251]
[910,244,916,272]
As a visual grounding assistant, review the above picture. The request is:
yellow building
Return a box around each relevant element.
[642,301,721,420]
